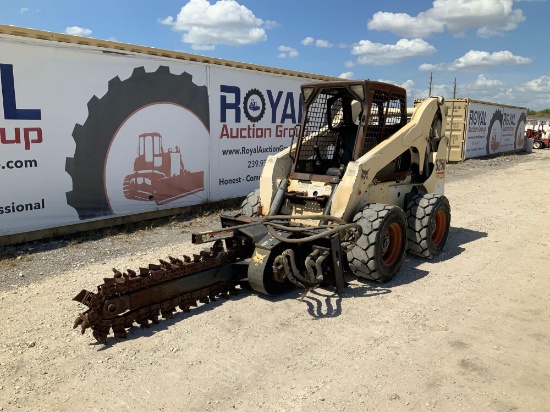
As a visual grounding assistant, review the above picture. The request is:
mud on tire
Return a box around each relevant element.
[240,189,261,217]
[347,204,407,283]
[406,193,451,259]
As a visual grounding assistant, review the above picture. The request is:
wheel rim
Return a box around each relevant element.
[431,209,447,246]
[381,222,403,266]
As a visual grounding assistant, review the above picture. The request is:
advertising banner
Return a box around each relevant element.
[465,102,526,158]
[208,67,305,201]
[0,35,312,236]
[502,107,527,153]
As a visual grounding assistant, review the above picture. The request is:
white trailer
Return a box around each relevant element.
[415,98,527,162]
[0,25,335,244]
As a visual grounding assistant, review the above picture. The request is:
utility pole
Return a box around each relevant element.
[453,78,457,98]
[448,77,457,163]
[428,72,433,96]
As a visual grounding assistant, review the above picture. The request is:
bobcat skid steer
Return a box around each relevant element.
[73,80,451,343]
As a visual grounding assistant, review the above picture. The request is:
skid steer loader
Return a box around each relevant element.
[73,80,451,343]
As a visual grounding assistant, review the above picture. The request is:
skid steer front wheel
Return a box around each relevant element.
[347,204,407,282]
[406,193,451,259]
[240,189,261,217]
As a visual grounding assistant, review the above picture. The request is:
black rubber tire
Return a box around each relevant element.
[406,193,451,259]
[346,204,407,283]
[240,189,261,217]
[533,141,542,150]
[65,66,210,220]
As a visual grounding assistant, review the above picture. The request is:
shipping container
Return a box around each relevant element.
[415,98,527,162]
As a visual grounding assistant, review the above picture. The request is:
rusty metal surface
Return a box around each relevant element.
[73,241,248,344]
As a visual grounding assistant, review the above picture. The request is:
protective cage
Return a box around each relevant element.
[293,82,407,176]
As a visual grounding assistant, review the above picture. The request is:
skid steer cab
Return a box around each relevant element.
[197,80,451,295]
[73,80,451,344]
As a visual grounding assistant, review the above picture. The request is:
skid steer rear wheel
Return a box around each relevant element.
[405,193,451,259]
[240,189,261,217]
[347,204,407,283]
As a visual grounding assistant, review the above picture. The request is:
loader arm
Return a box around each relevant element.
[330,97,447,220]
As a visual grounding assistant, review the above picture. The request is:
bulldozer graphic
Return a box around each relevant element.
[123,132,204,205]
[248,99,261,112]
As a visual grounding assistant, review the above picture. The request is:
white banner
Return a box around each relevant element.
[0,35,315,236]
[208,67,306,201]
[465,102,526,159]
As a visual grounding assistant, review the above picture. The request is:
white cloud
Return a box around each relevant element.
[339,72,355,80]
[419,50,532,71]
[278,45,298,58]
[264,20,279,29]
[368,0,525,38]
[517,75,550,93]
[301,37,332,48]
[368,12,444,38]
[351,38,436,66]
[160,0,272,49]
[375,79,446,106]
[65,26,92,36]
[192,44,216,51]
[344,60,355,68]
[315,39,332,48]
[378,79,417,93]
[20,7,40,14]
[473,74,503,87]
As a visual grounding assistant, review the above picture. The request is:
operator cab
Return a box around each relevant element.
[292,80,407,179]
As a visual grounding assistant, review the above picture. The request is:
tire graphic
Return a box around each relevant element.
[243,89,266,123]
[514,112,526,150]
[66,66,209,220]
[486,109,503,155]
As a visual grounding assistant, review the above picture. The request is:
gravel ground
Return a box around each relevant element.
[1,148,549,412]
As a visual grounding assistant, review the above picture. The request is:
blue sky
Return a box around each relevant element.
[2,0,549,109]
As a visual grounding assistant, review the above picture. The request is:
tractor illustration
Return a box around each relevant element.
[123,132,204,205]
